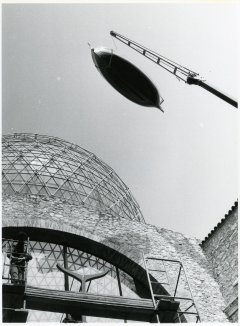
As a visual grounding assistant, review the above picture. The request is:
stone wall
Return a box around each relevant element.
[2,193,229,322]
[201,202,238,322]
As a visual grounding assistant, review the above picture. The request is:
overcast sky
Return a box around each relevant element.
[2,3,238,240]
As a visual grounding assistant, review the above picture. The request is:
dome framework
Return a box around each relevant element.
[2,133,233,323]
[2,133,144,222]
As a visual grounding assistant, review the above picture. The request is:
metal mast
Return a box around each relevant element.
[110,31,238,108]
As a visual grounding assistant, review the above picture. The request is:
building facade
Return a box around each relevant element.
[2,133,238,323]
[201,202,238,322]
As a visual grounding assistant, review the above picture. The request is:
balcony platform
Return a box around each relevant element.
[25,286,179,322]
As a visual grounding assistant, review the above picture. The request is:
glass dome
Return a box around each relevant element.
[2,133,144,222]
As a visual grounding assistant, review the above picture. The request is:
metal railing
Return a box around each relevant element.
[143,254,201,323]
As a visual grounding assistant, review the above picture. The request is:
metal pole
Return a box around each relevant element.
[116,267,127,323]
[147,257,183,264]
[9,239,14,283]
[23,237,30,309]
[162,260,171,294]
[180,263,201,322]
[116,267,123,297]
[3,241,7,280]
[142,253,160,323]
[86,280,91,292]
[24,237,30,287]
[153,294,193,301]
[63,246,69,291]
[183,303,194,313]
[174,265,182,297]
[63,246,71,322]
[187,77,238,108]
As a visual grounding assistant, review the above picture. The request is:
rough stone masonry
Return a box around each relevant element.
[201,201,238,322]
[3,193,236,322]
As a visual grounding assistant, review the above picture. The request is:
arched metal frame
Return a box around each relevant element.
[3,226,152,294]
[2,133,145,222]
[2,227,152,322]
[2,227,199,323]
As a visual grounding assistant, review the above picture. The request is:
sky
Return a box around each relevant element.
[2,3,238,240]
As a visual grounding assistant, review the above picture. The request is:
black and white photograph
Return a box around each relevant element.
[2,1,238,323]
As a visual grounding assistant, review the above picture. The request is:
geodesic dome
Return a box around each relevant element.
[2,133,144,222]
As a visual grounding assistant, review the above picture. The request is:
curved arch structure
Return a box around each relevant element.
[2,225,152,296]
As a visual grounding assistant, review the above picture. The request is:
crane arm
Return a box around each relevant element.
[110,30,198,82]
[110,31,238,108]
[187,76,238,108]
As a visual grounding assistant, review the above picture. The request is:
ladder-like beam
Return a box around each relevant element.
[110,31,238,108]
[110,30,198,83]
[143,255,201,323]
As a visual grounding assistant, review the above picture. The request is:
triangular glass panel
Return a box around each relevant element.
[10,173,26,184]
[20,173,32,182]
[54,189,66,200]
[61,180,75,192]
[13,162,26,172]
[3,172,18,183]
[2,183,16,194]
[51,176,65,188]
[11,182,24,192]
[38,186,49,197]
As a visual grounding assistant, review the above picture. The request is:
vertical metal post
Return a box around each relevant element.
[81,279,86,293]
[116,267,127,323]
[86,280,92,292]
[9,239,14,283]
[180,263,201,323]
[116,267,123,296]
[23,237,30,309]
[63,245,71,322]
[174,265,182,297]
[24,237,30,287]
[162,260,171,294]
[177,312,182,323]
[3,241,8,279]
[80,286,87,323]
[63,246,69,291]
[142,253,160,323]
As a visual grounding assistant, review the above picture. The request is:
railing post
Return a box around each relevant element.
[142,253,160,323]
[180,262,201,323]
[2,240,8,281]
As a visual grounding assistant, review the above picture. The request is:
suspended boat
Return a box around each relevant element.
[91,47,164,112]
